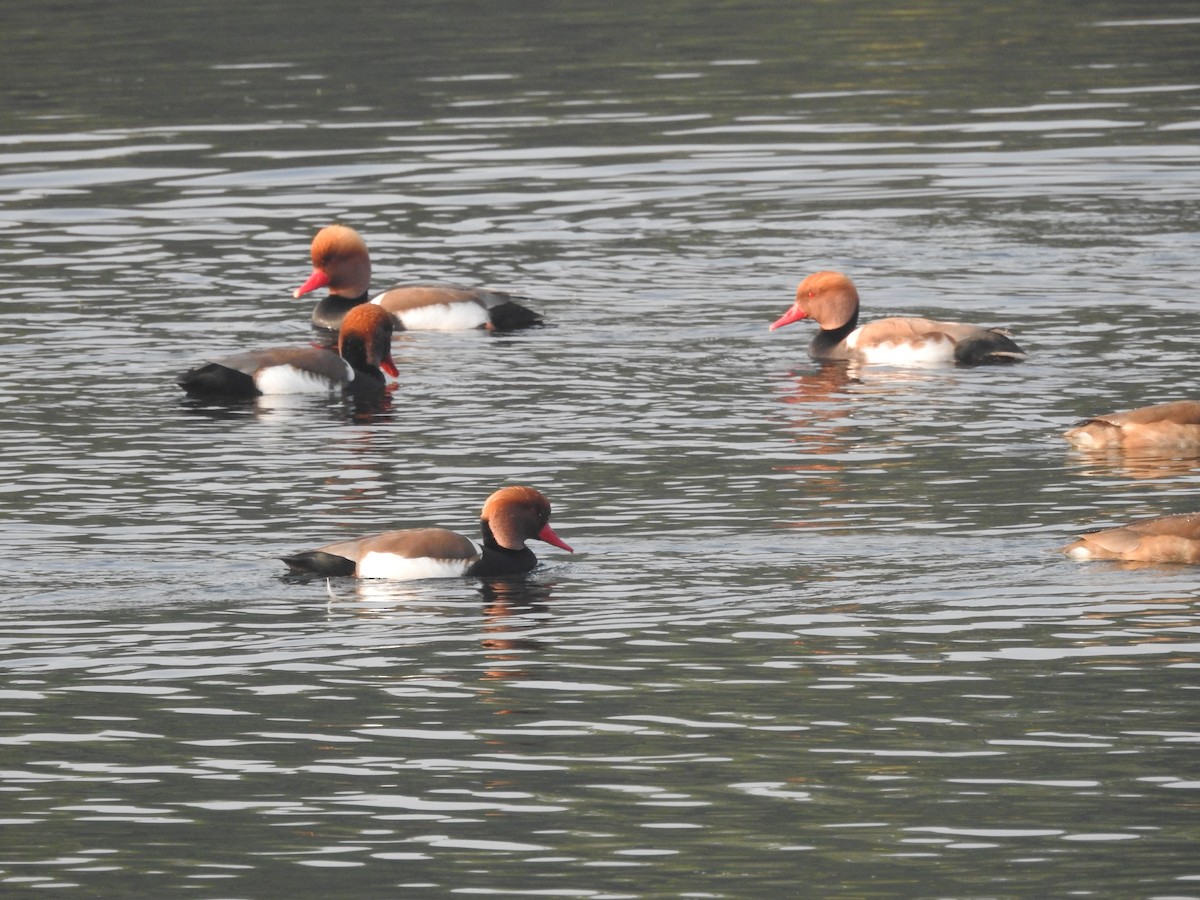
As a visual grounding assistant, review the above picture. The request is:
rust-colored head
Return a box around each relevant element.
[769,270,861,332]
[481,485,573,553]
[338,303,398,377]
[294,225,372,299]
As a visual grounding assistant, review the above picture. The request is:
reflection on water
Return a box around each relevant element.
[2,0,1200,896]
[179,386,397,425]
[1067,446,1200,482]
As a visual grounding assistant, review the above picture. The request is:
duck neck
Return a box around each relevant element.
[339,336,382,383]
[312,293,370,333]
[479,520,508,552]
[812,310,859,358]
[474,521,537,575]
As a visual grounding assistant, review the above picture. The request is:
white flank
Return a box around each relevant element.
[254,364,349,395]
[355,550,476,580]
[373,297,489,331]
[848,330,956,366]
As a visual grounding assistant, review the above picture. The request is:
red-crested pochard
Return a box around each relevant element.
[769,271,1025,366]
[1065,400,1200,451]
[177,303,397,399]
[1062,512,1200,564]
[281,485,573,579]
[293,224,543,335]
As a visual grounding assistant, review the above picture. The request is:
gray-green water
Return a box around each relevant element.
[2,1,1199,897]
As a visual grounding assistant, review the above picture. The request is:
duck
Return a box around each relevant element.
[1062,512,1200,564]
[280,485,573,579]
[769,271,1025,366]
[293,224,544,336]
[1064,400,1200,451]
[177,303,397,399]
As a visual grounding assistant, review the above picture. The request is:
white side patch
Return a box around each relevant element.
[254,364,348,395]
[1065,545,1095,560]
[356,551,476,581]
[849,330,956,366]
[379,300,489,332]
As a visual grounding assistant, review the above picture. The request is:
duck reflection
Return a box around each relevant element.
[479,577,555,617]
[773,363,862,507]
[1066,446,1200,481]
[478,577,554,671]
[781,360,861,401]
[286,572,556,657]
[178,382,395,425]
[772,364,868,482]
[777,360,860,424]
[1064,400,1200,480]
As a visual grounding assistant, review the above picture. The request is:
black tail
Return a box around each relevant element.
[487,299,544,331]
[177,363,260,399]
[279,551,357,577]
[954,330,1025,366]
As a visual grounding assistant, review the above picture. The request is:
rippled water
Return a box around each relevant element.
[2,1,1200,897]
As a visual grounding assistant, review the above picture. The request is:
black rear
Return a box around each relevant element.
[280,551,357,577]
[176,363,260,399]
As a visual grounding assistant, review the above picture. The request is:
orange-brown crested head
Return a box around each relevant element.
[338,303,398,377]
[294,224,372,299]
[481,485,573,553]
[769,270,861,332]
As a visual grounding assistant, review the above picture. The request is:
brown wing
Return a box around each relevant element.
[1102,401,1200,427]
[855,316,955,344]
[217,347,349,383]
[1123,513,1200,539]
[318,527,479,563]
[374,283,492,313]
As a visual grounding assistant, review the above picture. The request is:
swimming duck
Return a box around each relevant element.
[294,224,543,335]
[1065,400,1200,451]
[280,485,573,579]
[177,304,397,399]
[769,271,1024,366]
[1062,512,1200,564]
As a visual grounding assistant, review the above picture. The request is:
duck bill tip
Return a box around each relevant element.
[538,523,574,553]
[294,268,330,298]
[769,306,807,331]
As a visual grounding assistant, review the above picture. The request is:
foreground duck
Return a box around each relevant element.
[294,224,543,335]
[769,271,1025,365]
[1062,512,1200,564]
[1064,400,1200,451]
[281,486,573,579]
[177,304,397,399]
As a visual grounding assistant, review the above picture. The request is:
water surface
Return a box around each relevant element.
[2,1,1199,897]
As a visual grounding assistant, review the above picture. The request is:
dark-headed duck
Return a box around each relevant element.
[177,304,397,399]
[281,485,573,580]
[769,271,1024,366]
[294,224,543,335]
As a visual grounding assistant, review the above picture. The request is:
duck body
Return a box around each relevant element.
[1064,400,1200,451]
[178,304,397,399]
[1062,512,1200,564]
[770,271,1024,366]
[295,225,543,335]
[374,283,542,332]
[177,347,354,399]
[280,486,573,581]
